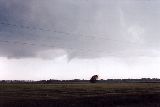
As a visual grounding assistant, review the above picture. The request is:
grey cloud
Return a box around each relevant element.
[0,0,160,59]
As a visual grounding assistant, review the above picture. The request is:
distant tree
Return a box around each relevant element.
[90,75,98,83]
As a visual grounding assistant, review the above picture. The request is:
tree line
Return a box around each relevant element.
[0,78,160,84]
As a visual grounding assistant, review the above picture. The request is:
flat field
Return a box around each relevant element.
[0,83,160,107]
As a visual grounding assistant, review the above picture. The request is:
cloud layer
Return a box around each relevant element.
[0,0,160,59]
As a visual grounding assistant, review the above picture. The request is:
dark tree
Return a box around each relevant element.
[90,75,98,83]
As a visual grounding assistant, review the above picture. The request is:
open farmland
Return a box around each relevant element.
[0,83,160,107]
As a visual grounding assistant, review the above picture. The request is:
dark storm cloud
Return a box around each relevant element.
[0,0,160,59]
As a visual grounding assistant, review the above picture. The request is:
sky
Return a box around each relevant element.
[0,0,160,80]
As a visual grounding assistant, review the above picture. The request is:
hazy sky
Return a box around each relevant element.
[0,0,160,80]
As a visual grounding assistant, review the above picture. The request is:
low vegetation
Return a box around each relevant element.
[0,83,160,107]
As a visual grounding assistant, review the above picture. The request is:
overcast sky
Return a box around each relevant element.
[0,0,160,80]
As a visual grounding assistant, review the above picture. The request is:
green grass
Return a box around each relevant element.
[1,83,160,107]
[1,83,160,99]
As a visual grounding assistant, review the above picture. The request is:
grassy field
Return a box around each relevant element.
[0,83,160,107]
